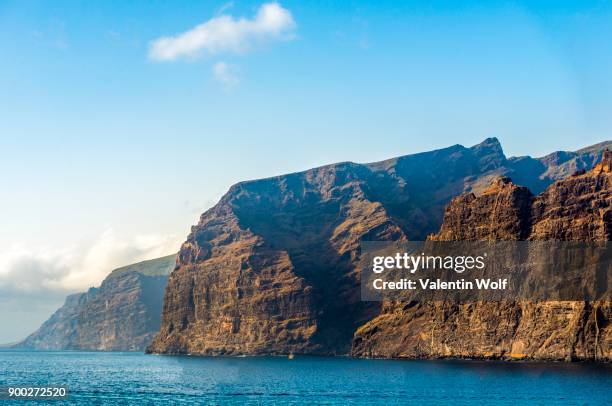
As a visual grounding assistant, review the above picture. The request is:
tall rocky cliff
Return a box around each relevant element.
[148,139,611,356]
[352,152,611,361]
[17,255,176,351]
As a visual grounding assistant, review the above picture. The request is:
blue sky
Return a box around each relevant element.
[1,0,612,342]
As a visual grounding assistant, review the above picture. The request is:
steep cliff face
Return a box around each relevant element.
[352,156,611,361]
[148,164,406,355]
[17,255,176,351]
[148,139,611,356]
[530,150,612,241]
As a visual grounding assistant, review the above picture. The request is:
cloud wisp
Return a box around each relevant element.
[149,2,295,61]
[212,61,240,88]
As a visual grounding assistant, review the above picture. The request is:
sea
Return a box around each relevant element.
[0,350,610,405]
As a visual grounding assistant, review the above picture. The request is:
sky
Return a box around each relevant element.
[1,0,612,343]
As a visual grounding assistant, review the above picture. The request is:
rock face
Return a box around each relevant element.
[148,139,611,356]
[352,154,611,361]
[17,255,176,351]
[432,176,533,241]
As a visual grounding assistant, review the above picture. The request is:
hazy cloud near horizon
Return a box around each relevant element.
[0,229,182,343]
[0,228,181,293]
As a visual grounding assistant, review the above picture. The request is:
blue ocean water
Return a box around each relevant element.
[0,350,610,405]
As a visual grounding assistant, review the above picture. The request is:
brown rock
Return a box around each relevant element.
[352,158,611,361]
[431,177,533,241]
[148,164,406,355]
[148,139,612,356]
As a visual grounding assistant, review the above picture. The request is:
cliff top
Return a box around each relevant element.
[221,138,610,200]
[109,254,177,278]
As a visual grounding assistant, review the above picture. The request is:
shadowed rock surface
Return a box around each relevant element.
[16,255,176,351]
[148,139,611,356]
[352,153,611,361]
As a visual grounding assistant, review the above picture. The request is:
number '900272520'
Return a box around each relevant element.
[1,386,68,400]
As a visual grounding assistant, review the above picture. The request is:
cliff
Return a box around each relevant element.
[17,254,176,351]
[352,154,611,361]
[148,139,611,356]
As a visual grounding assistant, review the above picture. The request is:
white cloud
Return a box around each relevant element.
[0,230,182,343]
[212,61,240,88]
[149,2,295,61]
[0,228,182,294]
